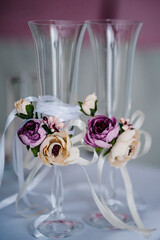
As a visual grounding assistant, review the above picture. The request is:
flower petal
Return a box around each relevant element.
[82,104,91,115]
[94,139,112,148]
[118,129,135,142]
[64,147,79,164]
[106,125,120,143]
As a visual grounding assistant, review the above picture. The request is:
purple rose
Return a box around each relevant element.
[17,120,46,148]
[84,115,119,148]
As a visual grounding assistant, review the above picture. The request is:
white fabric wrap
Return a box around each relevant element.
[36,95,81,121]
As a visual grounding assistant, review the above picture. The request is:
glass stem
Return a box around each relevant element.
[51,165,64,217]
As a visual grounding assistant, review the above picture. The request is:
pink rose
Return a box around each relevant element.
[17,119,46,148]
[84,115,119,148]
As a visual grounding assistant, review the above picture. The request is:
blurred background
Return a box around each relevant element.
[0,0,160,166]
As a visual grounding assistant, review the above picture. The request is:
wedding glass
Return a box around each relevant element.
[28,20,86,238]
[85,19,143,229]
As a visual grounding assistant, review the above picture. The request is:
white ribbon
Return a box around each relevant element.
[16,159,44,217]
[81,166,154,236]
[120,166,152,238]
[0,108,17,187]
[138,130,152,157]
[0,95,37,189]
[130,110,145,129]
[67,119,86,145]
[0,160,50,210]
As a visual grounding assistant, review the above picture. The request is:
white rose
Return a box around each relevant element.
[14,99,31,115]
[38,131,79,166]
[108,129,140,168]
[82,93,97,115]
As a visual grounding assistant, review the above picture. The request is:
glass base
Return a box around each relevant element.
[84,209,132,230]
[29,213,84,239]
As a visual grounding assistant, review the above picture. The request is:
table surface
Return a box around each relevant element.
[0,161,160,240]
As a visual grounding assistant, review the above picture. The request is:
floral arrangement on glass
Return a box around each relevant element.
[15,99,78,166]
[15,95,140,170]
[78,93,153,238]
[79,93,140,167]
[14,95,154,238]
[14,98,96,239]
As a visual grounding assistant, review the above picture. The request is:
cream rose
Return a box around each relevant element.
[38,131,79,166]
[14,99,31,115]
[108,129,140,168]
[82,93,97,115]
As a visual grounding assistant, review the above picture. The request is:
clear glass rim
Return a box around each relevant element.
[28,20,85,26]
[86,19,143,26]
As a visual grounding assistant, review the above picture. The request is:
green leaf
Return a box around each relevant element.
[95,147,103,153]
[109,138,116,146]
[78,101,83,108]
[90,108,95,117]
[119,122,124,135]
[103,137,118,157]
[15,104,34,119]
[94,100,98,113]
[26,104,34,118]
[16,113,32,119]
[26,145,30,151]
[69,134,73,138]
[42,124,52,135]
[35,112,39,119]
[80,108,90,116]
[31,145,40,157]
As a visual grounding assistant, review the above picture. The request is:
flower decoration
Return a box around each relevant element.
[78,93,97,116]
[84,115,119,149]
[17,119,46,149]
[38,131,79,166]
[15,98,76,164]
[42,116,65,132]
[79,94,142,166]
[108,129,140,168]
[15,95,142,168]
[78,94,152,237]
[120,118,133,131]
[15,99,34,119]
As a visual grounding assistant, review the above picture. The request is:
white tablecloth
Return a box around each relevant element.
[0,162,160,240]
